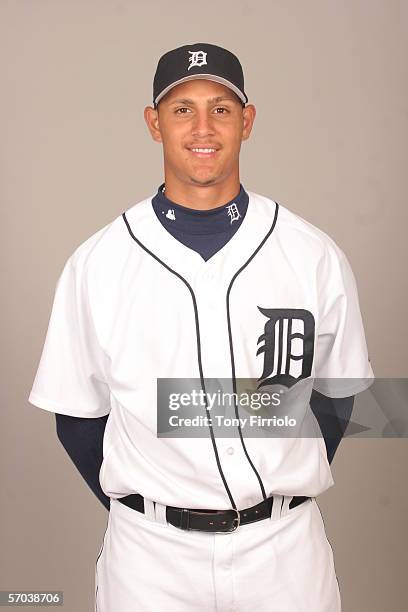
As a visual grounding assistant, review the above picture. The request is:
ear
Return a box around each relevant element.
[144,106,163,144]
[242,104,256,141]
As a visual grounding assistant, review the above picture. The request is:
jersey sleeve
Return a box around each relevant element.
[28,253,111,418]
[312,239,374,398]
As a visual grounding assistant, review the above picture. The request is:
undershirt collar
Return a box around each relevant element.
[151,182,249,236]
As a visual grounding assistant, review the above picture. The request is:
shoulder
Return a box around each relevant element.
[248,189,349,266]
[66,193,154,275]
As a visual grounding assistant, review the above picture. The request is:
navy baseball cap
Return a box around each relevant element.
[153,43,248,108]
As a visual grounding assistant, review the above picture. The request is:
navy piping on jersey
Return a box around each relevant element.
[225,201,280,501]
[122,211,237,510]
[121,205,279,509]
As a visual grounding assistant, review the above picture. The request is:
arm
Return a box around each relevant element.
[55,413,110,511]
[309,389,355,464]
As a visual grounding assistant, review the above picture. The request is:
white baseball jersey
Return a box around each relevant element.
[28,189,374,510]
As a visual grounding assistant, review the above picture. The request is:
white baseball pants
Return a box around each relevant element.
[95,496,341,611]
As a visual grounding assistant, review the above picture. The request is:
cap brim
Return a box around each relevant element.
[154,74,247,105]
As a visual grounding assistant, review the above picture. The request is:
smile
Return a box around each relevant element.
[187,148,218,158]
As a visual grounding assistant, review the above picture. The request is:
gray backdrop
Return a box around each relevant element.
[1,1,407,610]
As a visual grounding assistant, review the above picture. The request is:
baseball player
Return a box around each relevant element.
[28,43,374,611]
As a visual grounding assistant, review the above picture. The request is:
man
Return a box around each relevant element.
[29,43,374,611]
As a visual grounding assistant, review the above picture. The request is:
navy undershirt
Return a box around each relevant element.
[151,182,249,260]
[55,183,354,510]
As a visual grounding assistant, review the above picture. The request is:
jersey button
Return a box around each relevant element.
[226,447,234,455]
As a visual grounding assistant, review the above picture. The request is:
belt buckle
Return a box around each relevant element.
[214,508,240,533]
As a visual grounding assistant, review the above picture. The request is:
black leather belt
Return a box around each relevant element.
[117,493,309,533]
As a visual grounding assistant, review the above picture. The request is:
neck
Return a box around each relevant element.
[161,175,241,211]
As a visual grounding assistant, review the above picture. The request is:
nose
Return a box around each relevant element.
[191,110,216,137]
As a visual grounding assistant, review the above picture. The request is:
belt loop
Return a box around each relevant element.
[270,494,283,521]
[154,502,168,525]
[180,508,190,530]
[281,496,292,518]
[143,499,156,522]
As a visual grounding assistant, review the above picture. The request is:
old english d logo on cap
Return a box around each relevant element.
[153,43,248,107]
[188,50,208,70]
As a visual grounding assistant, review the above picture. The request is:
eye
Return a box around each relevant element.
[174,107,230,115]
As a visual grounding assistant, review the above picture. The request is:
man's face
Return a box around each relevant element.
[144,79,256,188]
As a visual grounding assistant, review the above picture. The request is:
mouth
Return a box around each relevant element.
[186,147,219,159]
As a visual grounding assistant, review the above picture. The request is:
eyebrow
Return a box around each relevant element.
[168,96,237,105]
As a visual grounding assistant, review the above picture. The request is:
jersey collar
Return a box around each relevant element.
[123,190,279,285]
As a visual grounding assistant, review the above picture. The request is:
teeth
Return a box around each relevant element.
[191,148,216,153]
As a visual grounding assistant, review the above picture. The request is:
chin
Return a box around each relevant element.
[190,176,218,187]
[189,170,221,184]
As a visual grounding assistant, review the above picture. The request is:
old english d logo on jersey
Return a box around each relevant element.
[226,202,241,224]
[256,308,315,389]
